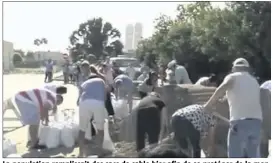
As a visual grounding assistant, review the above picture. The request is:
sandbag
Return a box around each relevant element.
[102,119,115,152]
[113,99,129,119]
[3,139,17,157]
[60,123,75,148]
[38,124,51,145]
[45,123,62,149]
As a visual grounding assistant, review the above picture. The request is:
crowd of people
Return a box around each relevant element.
[5,56,271,158]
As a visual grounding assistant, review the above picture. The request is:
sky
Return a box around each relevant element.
[3,1,225,53]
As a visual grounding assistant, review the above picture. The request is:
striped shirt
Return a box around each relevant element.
[15,88,57,112]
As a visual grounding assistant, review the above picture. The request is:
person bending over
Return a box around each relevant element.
[171,104,217,158]
[135,92,168,152]
[113,74,134,112]
[13,88,64,149]
[78,74,109,157]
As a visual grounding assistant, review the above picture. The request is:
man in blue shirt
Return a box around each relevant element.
[113,74,134,113]
[78,74,107,157]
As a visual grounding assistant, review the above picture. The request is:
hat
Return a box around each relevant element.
[232,58,249,68]
[81,60,90,66]
[167,60,177,68]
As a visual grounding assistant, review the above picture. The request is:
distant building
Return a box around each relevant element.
[34,51,66,65]
[125,24,134,50]
[134,22,143,49]
[3,40,14,71]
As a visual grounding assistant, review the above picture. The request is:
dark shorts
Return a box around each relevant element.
[139,91,147,99]
[171,115,201,158]
[136,107,161,151]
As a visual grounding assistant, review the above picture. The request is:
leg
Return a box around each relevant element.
[78,101,92,157]
[227,120,245,158]
[44,72,48,82]
[171,115,200,157]
[136,110,146,152]
[48,72,53,82]
[127,89,133,113]
[245,119,262,158]
[92,102,108,149]
[147,113,160,145]
[171,116,188,149]
[190,129,201,158]
[28,124,40,148]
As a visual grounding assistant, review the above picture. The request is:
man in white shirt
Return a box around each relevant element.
[167,60,192,84]
[204,58,262,158]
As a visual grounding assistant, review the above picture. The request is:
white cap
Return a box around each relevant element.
[167,60,177,68]
[232,58,250,68]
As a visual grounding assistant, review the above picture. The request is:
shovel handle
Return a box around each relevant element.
[212,112,229,123]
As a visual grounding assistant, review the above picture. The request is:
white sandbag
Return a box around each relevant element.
[60,123,75,148]
[6,154,21,158]
[45,123,62,149]
[102,119,115,152]
[38,124,51,145]
[114,99,129,119]
[3,139,17,157]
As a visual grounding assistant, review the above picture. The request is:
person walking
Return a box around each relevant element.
[44,59,54,83]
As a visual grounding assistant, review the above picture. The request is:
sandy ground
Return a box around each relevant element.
[3,73,140,158]
[3,73,80,157]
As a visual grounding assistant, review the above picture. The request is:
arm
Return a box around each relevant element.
[204,75,234,109]
[77,86,83,106]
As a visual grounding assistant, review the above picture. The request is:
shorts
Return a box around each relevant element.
[79,99,106,131]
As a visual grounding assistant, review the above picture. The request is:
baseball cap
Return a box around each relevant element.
[167,60,177,68]
[232,58,250,68]
[81,60,90,66]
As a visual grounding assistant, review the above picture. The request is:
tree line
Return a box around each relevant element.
[135,2,271,83]
[69,17,124,62]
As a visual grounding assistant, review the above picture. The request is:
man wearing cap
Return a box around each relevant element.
[167,60,192,84]
[113,74,134,112]
[203,58,263,158]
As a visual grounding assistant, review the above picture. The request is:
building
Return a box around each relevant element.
[34,51,66,65]
[125,24,134,50]
[3,40,14,71]
[133,22,143,49]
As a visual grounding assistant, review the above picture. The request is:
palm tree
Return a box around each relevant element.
[33,38,48,60]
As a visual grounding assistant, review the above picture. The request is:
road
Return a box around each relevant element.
[3,73,140,157]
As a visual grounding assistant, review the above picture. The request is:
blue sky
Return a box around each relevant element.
[3,1,225,52]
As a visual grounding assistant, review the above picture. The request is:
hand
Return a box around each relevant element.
[108,115,115,124]
[203,104,215,113]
